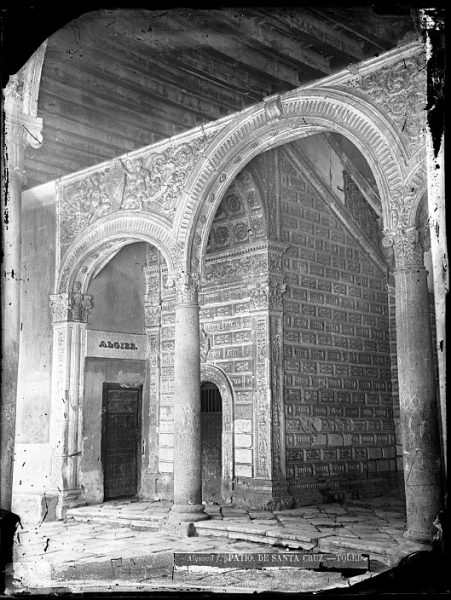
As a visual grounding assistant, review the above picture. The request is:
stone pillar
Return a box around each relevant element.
[1,76,43,510]
[384,226,443,540]
[49,286,92,518]
[167,272,208,528]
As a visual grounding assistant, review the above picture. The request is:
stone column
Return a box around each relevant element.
[167,272,208,528]
[1,76,43,510]
[49,286,92,518]
[384,226,443,541]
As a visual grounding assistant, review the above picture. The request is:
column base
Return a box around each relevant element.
[168,503,210,522]
[11,491,59,524]
[403,529,433,543]
[232,478,294,510]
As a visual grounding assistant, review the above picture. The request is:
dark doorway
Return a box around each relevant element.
[201,383,222,503]
[102,383,142,500]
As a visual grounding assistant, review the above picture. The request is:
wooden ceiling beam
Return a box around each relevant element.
[42,53,227,125]
[251,8,366,61]
[310,8,390,52]
[159,13,306,88]
[201,9,332,75]
[54,23,264,105]
[104,13,297,91]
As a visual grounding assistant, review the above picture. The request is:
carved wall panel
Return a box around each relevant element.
[59,134,215,255]
[345,53,427,153]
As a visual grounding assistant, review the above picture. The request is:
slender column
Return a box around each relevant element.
[49,286,92,517]
[168,272,207,522]
[384,226,443,541]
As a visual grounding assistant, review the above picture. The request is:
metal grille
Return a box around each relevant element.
[201,383,222,413]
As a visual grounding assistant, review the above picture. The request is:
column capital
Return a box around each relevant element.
[50,285,93,323]
[382,226,425,271]
[173,272,200,306]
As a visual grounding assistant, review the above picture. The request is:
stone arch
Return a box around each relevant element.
[56,211,176,294]
[173,86,410,272]
[200,363,234,501]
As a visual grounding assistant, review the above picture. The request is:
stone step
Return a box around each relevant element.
[194,521,321,550]
[66,513,162,530]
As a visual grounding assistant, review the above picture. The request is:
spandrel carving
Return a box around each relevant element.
[345,53,427,151]
[60,134,215,252]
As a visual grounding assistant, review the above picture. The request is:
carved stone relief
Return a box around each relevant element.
[59,133,215,252]
[270,315,284,479]
[255,318,271,479]
[50,284,93,323]
[383,226,424,270]
[345,53,427,152]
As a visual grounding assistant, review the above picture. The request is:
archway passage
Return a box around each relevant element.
[201,383,223,503]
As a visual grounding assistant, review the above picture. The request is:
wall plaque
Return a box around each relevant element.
[86,330,147,360]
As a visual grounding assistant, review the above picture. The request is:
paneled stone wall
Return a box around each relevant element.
[278,148,397,503]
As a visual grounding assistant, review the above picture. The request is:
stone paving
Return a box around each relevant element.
[6,494,431,594]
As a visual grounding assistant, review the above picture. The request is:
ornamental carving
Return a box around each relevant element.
[144,304,161,329]
[255,318,270,478]
[173,271,200,305]
[204,253,267,283]
[50,286,93,323]
[270,316,284,478]
[249,281,286,311]
[60,134,214,250]
[346,53,427,150]
[383,226,424,270]
[264,95,284,121]
[200,326,211,362]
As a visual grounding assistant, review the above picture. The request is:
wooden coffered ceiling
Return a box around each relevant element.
[5,5,419,189]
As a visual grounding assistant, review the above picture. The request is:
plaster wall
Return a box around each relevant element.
[13,204,56,517]
[87,242,146,334]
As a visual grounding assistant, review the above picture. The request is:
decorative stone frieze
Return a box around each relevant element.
[59,133,215,251]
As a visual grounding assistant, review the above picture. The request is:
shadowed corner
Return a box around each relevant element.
[0,508,21,594]
[323,500,450,595]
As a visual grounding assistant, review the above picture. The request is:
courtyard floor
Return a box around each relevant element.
[6,494,433,594]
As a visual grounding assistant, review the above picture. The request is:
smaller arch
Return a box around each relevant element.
[200,363,234,501]
[56,211,176,294]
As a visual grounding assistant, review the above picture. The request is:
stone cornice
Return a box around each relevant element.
[205,239,288,265]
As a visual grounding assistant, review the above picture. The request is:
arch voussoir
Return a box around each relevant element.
[174,87,409,274]
[57,212,176,294]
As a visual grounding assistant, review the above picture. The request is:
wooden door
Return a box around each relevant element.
[201,383,222,503]
[102,383,141,500]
